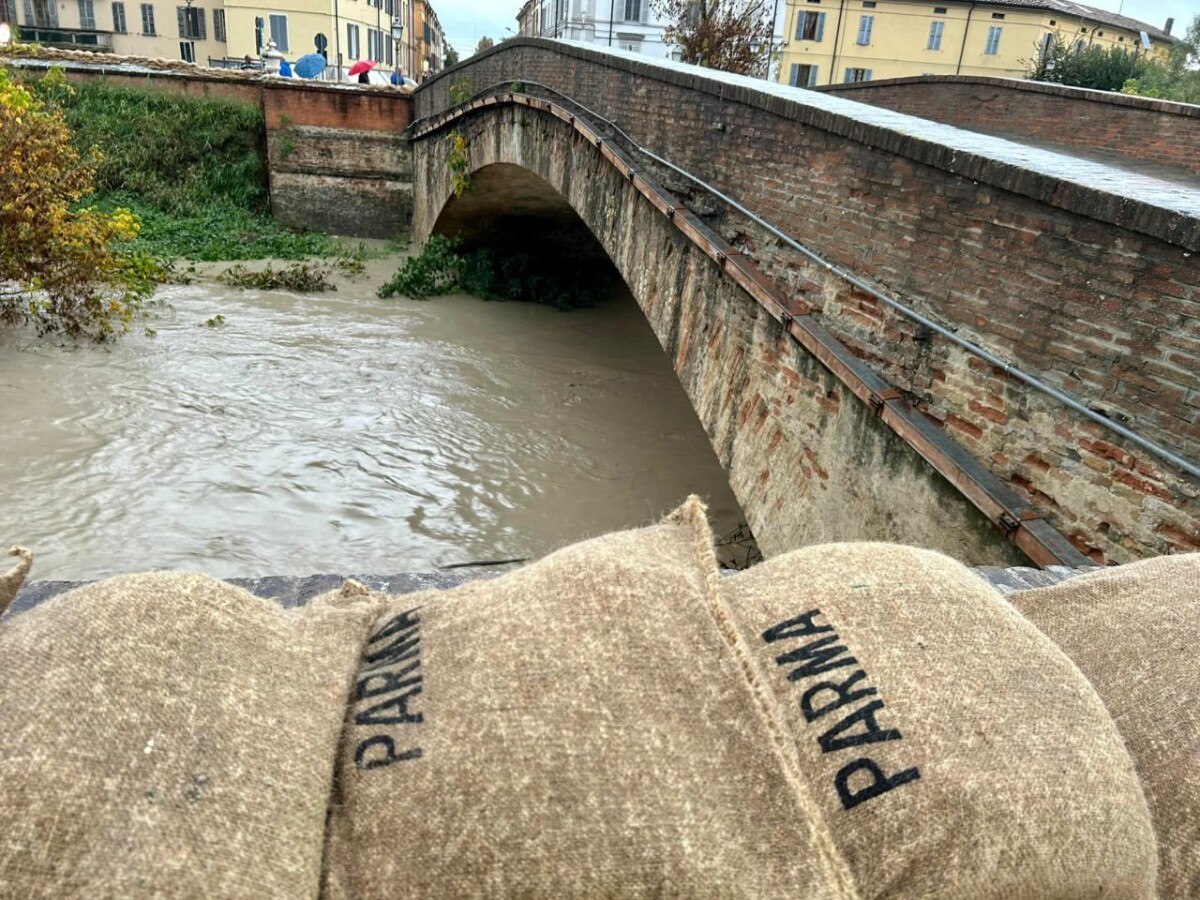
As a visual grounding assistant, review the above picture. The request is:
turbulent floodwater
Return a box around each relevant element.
[0,252,749,581]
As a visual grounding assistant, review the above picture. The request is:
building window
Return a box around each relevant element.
[862,0,875,6]
[77,0,94,28]
[367,27,376,60]
[619,38,641,52]
[991,12,1004,19]
[856,14,872,45]
[933,5,946,11]
[213,7,225,41]
[269,12,288,51]
[984,25,1001,55]
[844,67,872,82]
[26,0,59,27]
[623,0,641,22]
[0,0,14,24]
[179,40,194,61]
[789,63,818,87]
[139,2,155,35]
[795,11,824,41]
[927,20,943,50]
[111,0,126,31]
[177,5,204,40]
[347,22,359,59]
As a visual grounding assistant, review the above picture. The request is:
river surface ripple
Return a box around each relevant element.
[1,256,747,580]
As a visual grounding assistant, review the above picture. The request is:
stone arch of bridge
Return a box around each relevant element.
[409,98,1081,568]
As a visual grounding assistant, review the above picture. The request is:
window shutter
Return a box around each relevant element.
[865,69,872,81]
[816,13,824,42]
[789,62,799,86]
[176,5,184,37]
[21,0,32,25]
[808,66,818,87]
[197,7,204,39]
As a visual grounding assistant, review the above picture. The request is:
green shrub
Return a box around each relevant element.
[378,235,611,310]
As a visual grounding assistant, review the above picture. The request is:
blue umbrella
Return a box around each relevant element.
[294,53,326,79]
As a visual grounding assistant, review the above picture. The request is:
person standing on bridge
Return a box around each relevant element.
[391,67,406,86]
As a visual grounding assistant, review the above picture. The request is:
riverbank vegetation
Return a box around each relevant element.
[0,67,156,339]
[18,69,343,261]
[1,63,365,338]
[378,235,615,311]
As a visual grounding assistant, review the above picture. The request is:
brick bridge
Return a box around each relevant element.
[28,44,1200,568]
[410,39,1199,568]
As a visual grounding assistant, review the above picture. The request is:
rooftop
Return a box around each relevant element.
[981,0,1180,42]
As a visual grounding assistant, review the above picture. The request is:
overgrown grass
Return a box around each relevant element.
[107,195,342,261]
[21,75,347,261]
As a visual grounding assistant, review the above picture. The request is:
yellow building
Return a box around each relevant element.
[2,0,442,78]
[777,0,1177,87]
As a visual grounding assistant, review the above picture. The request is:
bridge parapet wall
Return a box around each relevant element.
[819,75,1200,176]
[417,41,1200,562]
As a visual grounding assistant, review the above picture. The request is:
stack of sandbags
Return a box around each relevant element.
[321,499,1156,897]
[0,505,1169,898]
[0,555,386,896]
[1010,557,1200,900]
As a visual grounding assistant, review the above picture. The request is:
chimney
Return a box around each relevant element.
[1165,17,1174,35]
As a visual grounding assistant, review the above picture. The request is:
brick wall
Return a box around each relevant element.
[260,83,414,237]
[416,41,1200,562]
[820,76,1200,176]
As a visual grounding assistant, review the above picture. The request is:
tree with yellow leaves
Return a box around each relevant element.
[0,66,155,340]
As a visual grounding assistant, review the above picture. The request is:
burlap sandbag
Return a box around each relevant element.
[323,499,858,898]
[1010,555,1199,900]
[719,544,1157,899]
[0,570,384,898]
[0,546,32,616]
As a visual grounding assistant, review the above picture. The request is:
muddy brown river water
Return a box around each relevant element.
[0,252,748,581]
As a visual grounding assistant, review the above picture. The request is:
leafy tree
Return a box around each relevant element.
[1027,18,1200,103]
[651,0,774,77]
[1026,34,1144,91]
[1122,15,1200,104]
[445,45,460,67]
[0,67,155,340]
[475,36,494,55]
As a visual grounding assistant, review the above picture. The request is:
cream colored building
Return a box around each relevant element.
[3,0,442,78]
[777,0,1177,87]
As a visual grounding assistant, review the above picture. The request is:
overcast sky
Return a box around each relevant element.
[1089,1,1197,35]
[438,2,1198,60]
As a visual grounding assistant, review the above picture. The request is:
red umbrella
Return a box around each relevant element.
[347,60,378,77]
